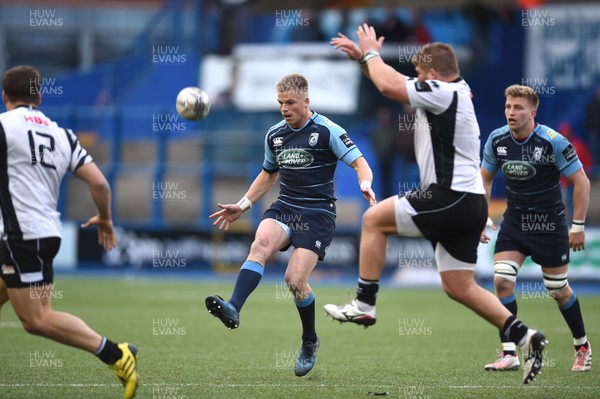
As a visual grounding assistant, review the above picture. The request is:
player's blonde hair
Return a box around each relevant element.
[505,84,539,110]
[276,74,308,99]
[412,42,459,78]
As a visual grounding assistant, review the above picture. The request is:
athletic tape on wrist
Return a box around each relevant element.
[237,196,252,212]
[358,50,380,65]
[570,220,585,233]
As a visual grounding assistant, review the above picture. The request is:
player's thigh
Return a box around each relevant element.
[439,268,476,295]
[364,196,414,235]
[252,218,291,254]
[0,238,59,324]
[494,251,526,264]
[8,284,52,325]
[285,248,319,285]
[529,216,570,267]
[0,277,8,303]
[541,264,569,276]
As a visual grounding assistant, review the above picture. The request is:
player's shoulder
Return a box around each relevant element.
[535,124,567,144]
[266,119,287,137]
[0,107,19,123]
[312,112,345,135]
[488,125,511,142]
[409,77,470,93]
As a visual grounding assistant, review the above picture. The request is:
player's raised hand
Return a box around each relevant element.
[210,203,243,231]
[357,23,385,53]
[480,217,496,244]
[569,231,585,252]
[81,215,116,251]
[330,33,363,61]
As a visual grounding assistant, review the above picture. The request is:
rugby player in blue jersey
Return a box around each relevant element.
[481,84,591,372]
[205,73,376,377]
[324,24,548,384]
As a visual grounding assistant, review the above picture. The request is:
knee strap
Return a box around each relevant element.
[543,272,568,291]
[493,260,521,282]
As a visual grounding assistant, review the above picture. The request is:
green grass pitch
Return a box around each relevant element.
[0,276,598,399]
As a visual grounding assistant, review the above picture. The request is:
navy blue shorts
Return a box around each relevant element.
[263,200,336,261]
[495,210,570,267]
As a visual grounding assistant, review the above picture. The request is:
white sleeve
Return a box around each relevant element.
[405,78,455,115]
[62,128,93,172]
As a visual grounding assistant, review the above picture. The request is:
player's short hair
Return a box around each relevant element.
[412,42,459,78]
[2,65,42,104]
[276,73,308,99]
[505,84,539,110]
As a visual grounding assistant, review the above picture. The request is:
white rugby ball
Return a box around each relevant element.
[176,87,210,121]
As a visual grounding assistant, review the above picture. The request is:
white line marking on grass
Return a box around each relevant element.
[0,383,396,388]
[0,321,22,328]
[449,386,599,389]
[2,383,597,390]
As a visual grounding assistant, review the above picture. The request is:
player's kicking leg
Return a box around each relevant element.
[206,218,289,329]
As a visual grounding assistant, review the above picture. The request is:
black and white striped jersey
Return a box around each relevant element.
[405,76,485,195]
[0,106,92,240]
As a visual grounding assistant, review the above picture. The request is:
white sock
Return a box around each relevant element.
[574,335,588,347]
[355,299,373,311]
[502,342,517,353]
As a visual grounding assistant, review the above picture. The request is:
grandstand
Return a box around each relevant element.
[1,1,599,398]
[2,1,599,268]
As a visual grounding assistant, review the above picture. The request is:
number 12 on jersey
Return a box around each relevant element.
[28,129,56,170]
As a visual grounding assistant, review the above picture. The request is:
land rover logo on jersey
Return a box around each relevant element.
[309,133,319,146]
[277,149,314,168]
[501,161,536,180]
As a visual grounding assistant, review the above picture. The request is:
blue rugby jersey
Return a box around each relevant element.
[262,112,362,214]
[482,123,582,214]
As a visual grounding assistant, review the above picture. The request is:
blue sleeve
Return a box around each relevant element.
[262,133,278,173]
[481,134,499,173]
[328,125,362,166]
[553,134,582,177]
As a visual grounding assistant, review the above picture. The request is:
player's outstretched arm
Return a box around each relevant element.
[210,170,279,231]
[566,168,590,251]
[75,162,116,251]
[330,32,362,61]
[330,33,374,80]
[350,156,376,205]
[356,23,409,104]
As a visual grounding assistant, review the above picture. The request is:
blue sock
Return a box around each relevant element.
[295,291,317,343]
[559,292,587,343]
[229,260,264,312]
